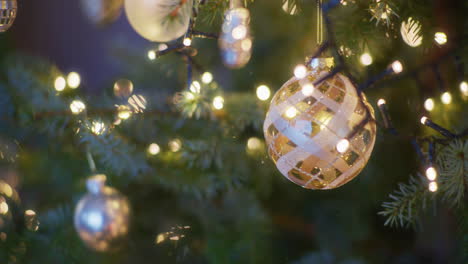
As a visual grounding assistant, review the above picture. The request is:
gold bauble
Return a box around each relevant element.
[263,59,377,190]
[80,0,123,26]
[0,0,17,33]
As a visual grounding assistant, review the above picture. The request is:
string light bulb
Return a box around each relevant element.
[425,167,437,181]
[360,53,373,66]
[459,81,468,96]
[169,139,182,152]
[213,96,224,110]
[256,85,271,101]
[391,60,403,73]
[247,137,262,150]
[147,143,161,156]
[424,98,435,111]
[91,121,106,135]
[294,64,307,79]
[441,92,452,105]
[420,116,428,125]
[183,37,192,47]
[428,181,438,192]
[232,25,247,40]
[434,32,447,45]
[54,76,67,91]
[70,100,86,114]
[67,72,81,89]
[148,50,156,60]
[377,98,386,106]
[201,72,213,84]
[190,81,201,94]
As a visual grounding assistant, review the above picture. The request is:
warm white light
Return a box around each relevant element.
[185,92,195,100]
[67,72,81,89]
[425,167,437,181]
[336,139,350,153]
[429,181,438,192]
[241,39,252,51]
[183,38,192,47]
[294,64,307,79]
[169,139,182,152]
[232,25,247,40]
[441,92,452,105]
[391,61,403,73]
[460,81,468,96]
[420,116,428,125]
[247,137,262,150]
[202,72,213,84]
[285,107,298,119]
[148,50,156,60]
[0,201,8,215]
[301,83,314,96]
[213,96,225,110]
[84,211,104,231]
[190,81,201,94]
[70,100,86,114]
[148,143,161,155]
[424,98,435,111]
[91,121,106,135]
[434,32,447,45]
[256,85,271,101]
[360,53,373,66]
[54,76,66,91]
[377,99,386,106]
[117,105,132,120]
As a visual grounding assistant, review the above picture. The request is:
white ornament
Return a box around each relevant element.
[219,7,252,69]
[124,0,193,42]
[400,17,423,47]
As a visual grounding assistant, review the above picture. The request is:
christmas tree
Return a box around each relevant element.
[0,0,467,263]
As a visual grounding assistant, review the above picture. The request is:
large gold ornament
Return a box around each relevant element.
[80,0,123,26]
[263,59,377,190]
[74,175,130,251]
[0,0,17,33]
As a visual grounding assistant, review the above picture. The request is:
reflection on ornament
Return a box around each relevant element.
[124,0,193,42]
[256,85,271,101]
[282,0,298,15]
[400,17,422,47]
[0,0,17,33]
[80,0,123,26]
[360,53,373,66]
[263,58,377,190]
[74,175,130,252]
[219,6,252,69]
[114,79,134,98]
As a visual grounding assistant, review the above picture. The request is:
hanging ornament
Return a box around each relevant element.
[0,0,17,33]
[400,17,423,47]
[80,0,123,26]
[219,0,253,69]
[74,175,130,252]
[113,79,134,99]
[263,58,377,190]
[124,0,193,42]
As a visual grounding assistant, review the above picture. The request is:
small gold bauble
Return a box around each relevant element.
[80,0,123,26]
[263,60,376,190]
[113,79,134,98]
[0,0,17,33]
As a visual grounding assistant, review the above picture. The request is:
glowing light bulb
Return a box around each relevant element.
[232,25,247,39]
[169,139,182,152]
[256,85,271,101]
[158,44,168,51]
[241,38,252,51]
[0,201,8,215]
[336,139,350,153]
[424,98,435,111]
[434,32,447,45]
[377,99,386,106]
[391,60,403,73]
[84,211,104,231]
[441,92,452,105]
[425,167,437,181]
[301,83,314,96]
[91,121,106,135]
[420,116,428,125]
[54,76,66,91]
[213,96,225,110]
[67,72,81,89]
[294,64,307,79]
[460,81,468,96]
[183,37,192,47]
[117,105,132,120]
[247,137,262,150]
[202,72,213,84]
[148,50,156,60]
[429,181,438,192]
[70,100,86,114]
[190,81,201,94]
[360,53,373,66]
[285,107,298,119]
[148,143,161,155]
